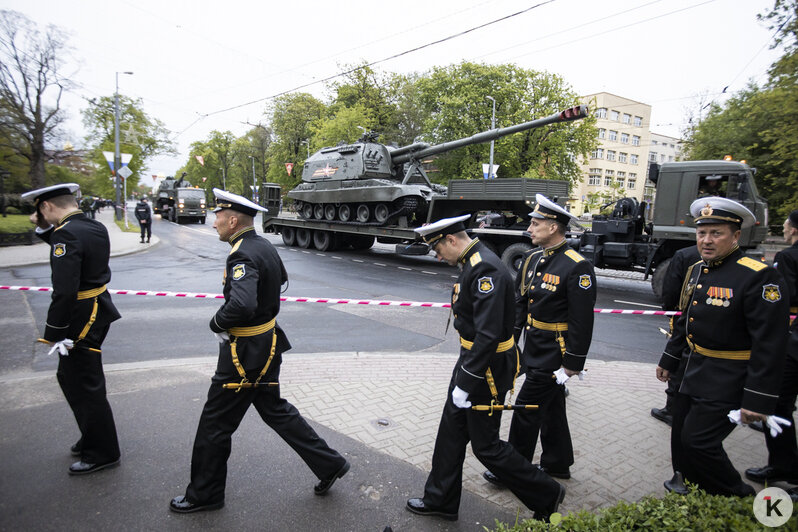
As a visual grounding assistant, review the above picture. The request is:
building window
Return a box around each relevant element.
[634,116,643,126]
[610,110,620,121]
[669,155,674,162]
[617,171,626,178]
[592,148,604,159]
[660,153,666,162]
[630,154,638,165]
[598,128,606,139]
[622,113,631,124]
[617,177,625,188]
[604,169,614,186]
[606,150,616,162]
[628,176,637,189]
[608,130,618,141]
[632,135,640,146]
[619,152,628,163]
[652,139,658,145]
[621,133,629,144]
[596,108,607,118]
[588,168,601,185]
[649,152,657,162]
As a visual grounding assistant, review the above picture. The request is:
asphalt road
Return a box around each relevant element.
[0,213,667,375]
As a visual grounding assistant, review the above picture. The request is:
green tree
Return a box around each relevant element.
[311,104,376,149]
[82,95,175,198]
[327,63,397,140]
[415,62,596,187]
[179,130,238,199]
[265,93,325,186]
[0,10,73,190]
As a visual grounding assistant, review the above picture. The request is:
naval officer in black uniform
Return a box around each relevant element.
[406,215,565,523]
[170,189,349,513]
[22,183,122,475]
[657,197,789,496]
[484,194,596,484]
[745,209,798,492]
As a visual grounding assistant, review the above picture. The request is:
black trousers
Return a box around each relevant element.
[671,395,754,496]
[139,221,151,241]
[422,376,562,514]
[507,368,573,470]
[664,353,689,411]
[764,354,798,472]
[185,368,346,505]
[56,324,120,464]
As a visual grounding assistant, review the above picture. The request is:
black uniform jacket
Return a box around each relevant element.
[774,241,798,359]
[515,240,596,372]
[37,210,121,342]
[134,201,151,222]
[209,226,290,374]
[659,247,789,413]
[661,246,702,312]
[451,239,517,395]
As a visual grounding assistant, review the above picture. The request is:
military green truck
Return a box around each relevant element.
[154,172,207,224]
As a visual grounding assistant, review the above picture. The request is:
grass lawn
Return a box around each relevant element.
[115,217,141,233]
[0,214,35,233]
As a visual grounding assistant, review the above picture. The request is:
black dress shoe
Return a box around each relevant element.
[314,460,350,495]
[664,471,688,495]
[68,459,120,476]
[483,470,505,487]
[405,498,458,521]
[534,463,571,480]
[169,496,224,514]
[745,465,798,484]
[650,407,673,426]
[70,442,81,457]
[533,482,566,522]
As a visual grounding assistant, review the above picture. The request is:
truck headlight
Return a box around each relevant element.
[200,203,205,208]
[178,203,184,208]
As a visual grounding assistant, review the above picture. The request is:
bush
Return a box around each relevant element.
[1,194,35,214]
[489,485,798,531]
[4,206,20,214]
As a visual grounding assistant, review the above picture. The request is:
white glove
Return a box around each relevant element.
[766,416,792,438]
[214,332,230,343]
[47,339,74,356]
[452,386,472,409]
[554,368,586,385]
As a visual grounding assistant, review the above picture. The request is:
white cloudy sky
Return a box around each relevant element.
[3,0,784,176]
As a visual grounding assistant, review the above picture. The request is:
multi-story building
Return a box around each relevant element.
[570,92,652,215]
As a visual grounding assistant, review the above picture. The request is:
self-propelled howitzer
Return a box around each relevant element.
[289,105,588,226]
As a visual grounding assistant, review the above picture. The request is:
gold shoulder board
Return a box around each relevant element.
[565,249,585,263]
[470,252,482,266]
[229,240,243,255]
[737,256,767,271]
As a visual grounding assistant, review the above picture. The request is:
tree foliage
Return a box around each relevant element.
[0,9,72,190]
[684,0,798,221]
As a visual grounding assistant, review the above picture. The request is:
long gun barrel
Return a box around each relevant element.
[392,105,589,165]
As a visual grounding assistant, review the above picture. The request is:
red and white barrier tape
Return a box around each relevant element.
[0,285,679,315]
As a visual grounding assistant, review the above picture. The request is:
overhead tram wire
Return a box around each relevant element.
[194,0,556,121]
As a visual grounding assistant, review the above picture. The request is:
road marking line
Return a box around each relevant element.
[421,271,437,275]
[614,299,661,309]
[352,259,364,263]
[331,256,343,260]
[373,263,386,267]
[398,267,412,271]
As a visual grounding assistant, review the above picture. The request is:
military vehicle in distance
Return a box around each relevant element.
[289,105,589,228]
[153,172,207,224]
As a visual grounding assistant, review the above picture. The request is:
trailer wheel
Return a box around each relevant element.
[339,204,352,222]
[324,204,337,221]
[313,230,337,251]
[296,228,312,249]
[501,243,532,279]
[356,204,370,223]
[281,226,296,246]
[349,234,375,250]
[651,258,670,303]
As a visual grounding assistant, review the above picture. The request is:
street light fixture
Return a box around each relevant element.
[248,155,257,203]
[486,96,496,179]
[114,71,133,220]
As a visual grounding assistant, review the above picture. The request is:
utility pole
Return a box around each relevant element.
[249,156,257,202]
[219,167,226,190]
[114,71,133,220]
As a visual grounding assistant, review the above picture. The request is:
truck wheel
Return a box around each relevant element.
[200,217,206,224]
[281,227,296,246]
[651,258,671,302]
[339,204,352,222]
[350,234,375,250]
[324,204,336,221]
[356,204,370,223]
[313,231,336,251]
[296,228,312,248]
[374,203,389,224]
[501,243,532,279]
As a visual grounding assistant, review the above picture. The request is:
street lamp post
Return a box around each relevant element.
[219,167,226,190]
[301,140,310,159]
[114,71,133,220]
[486,96,496,179]
[248,156,257,203]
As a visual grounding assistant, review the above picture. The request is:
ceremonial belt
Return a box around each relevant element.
[76,285,107,342]
[77,285,107,300]
[687,339,751,361]
[528,317,568,331]
[224,318,278,392]
[459,336,519,413]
